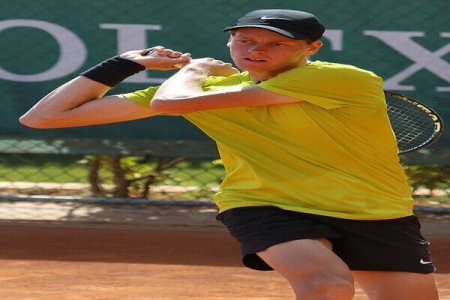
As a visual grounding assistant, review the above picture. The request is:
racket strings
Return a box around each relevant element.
[386,95,438,153]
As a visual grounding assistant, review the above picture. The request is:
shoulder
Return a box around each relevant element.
[307,61,382,81]
[202,72,254,89]
[281,61,383,93]
[259,61,385,109]
[264,61,382,87]
[307,61,383,85]
[261,61,383,90]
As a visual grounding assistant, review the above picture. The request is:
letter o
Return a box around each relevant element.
[0,19,87,81]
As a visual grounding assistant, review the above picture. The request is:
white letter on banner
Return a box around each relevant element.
[364,30,450,92]
[437,33,450,92]
[100,23,165,84]
[323,30,343,51]
[0,19,86,82]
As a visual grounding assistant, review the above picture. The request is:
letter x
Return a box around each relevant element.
[364,31,450,92]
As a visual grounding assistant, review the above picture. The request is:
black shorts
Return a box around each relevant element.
[216,206,436,274]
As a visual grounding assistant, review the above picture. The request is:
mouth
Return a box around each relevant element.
[244,58,267,63]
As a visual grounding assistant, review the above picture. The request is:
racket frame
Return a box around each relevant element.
[384,91,444,154]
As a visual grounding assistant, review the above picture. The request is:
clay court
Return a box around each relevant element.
[0,203,448,299]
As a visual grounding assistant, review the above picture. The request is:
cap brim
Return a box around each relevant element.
[223,25,310,40]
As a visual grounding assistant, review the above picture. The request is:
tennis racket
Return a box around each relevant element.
[385,91,444,154]
[141,48,184,68]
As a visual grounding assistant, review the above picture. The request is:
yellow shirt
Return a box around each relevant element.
[124,61,414,220]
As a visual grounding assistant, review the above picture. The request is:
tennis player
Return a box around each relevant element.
[20,9,439,300]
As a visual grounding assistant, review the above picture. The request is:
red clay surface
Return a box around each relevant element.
[0,205,448,299]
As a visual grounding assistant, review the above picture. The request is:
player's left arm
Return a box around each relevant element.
[151,58,301,115]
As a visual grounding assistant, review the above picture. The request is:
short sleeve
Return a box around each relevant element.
[258,61,384,109]
[122,86,159,107]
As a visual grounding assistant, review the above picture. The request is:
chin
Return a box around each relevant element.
[239,64,269,74]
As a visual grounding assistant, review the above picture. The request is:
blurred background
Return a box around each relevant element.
[0,0,448,219]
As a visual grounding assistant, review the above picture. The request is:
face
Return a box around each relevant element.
[228,28,322,81]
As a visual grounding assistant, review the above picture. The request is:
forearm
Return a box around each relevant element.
[151,58,240,114]
[20,76,110,126]
[20,47,191,128]
[42,77,111,111]
[153,66,208,100]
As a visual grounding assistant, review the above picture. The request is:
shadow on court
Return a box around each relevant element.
[0,224,241,266]
[0,205,448,299]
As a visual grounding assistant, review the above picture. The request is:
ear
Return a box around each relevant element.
[306,40,323,55]
[226,37,232,47]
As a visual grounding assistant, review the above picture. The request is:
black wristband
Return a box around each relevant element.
[80,56,145,87]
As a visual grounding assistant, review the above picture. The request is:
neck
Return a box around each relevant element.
[249,60,311,82]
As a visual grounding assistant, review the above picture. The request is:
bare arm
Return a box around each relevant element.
[19,77,157,128]
[19,47,191,128]
[151,58,301,115]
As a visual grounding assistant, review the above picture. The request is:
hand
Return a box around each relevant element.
[186,58,240,77]
[120,46,192,70]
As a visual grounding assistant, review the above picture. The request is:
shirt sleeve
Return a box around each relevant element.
[122,86,159,107]
[122,72,249,106]
[258,62,385,109]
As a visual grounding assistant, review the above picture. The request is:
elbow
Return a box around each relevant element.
[149,98,165,111]
[150,98,185,115]
[19,115,40,128]
[19,113,54,129]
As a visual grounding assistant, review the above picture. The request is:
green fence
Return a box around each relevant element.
[0,0,449,210]
[0,137,222,202]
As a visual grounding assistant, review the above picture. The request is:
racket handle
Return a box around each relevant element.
[141,49,184,68]
[141,48,154,56]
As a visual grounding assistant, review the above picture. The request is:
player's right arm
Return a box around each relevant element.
[19,77,157,128]
[19,46,191,128]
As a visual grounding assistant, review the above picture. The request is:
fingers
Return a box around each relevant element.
[125,47,238,73]
[130,46,192,70]
[173,52,192,68]
[191,58,234,69]
[187,58,239,76]
[189,57,229,68]
[142,46,188,59]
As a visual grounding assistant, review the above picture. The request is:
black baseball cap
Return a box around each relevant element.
[223,9,325,41]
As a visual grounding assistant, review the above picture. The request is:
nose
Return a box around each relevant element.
[249,43,267,53]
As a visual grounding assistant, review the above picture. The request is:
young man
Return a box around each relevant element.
[20,9,438,300]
